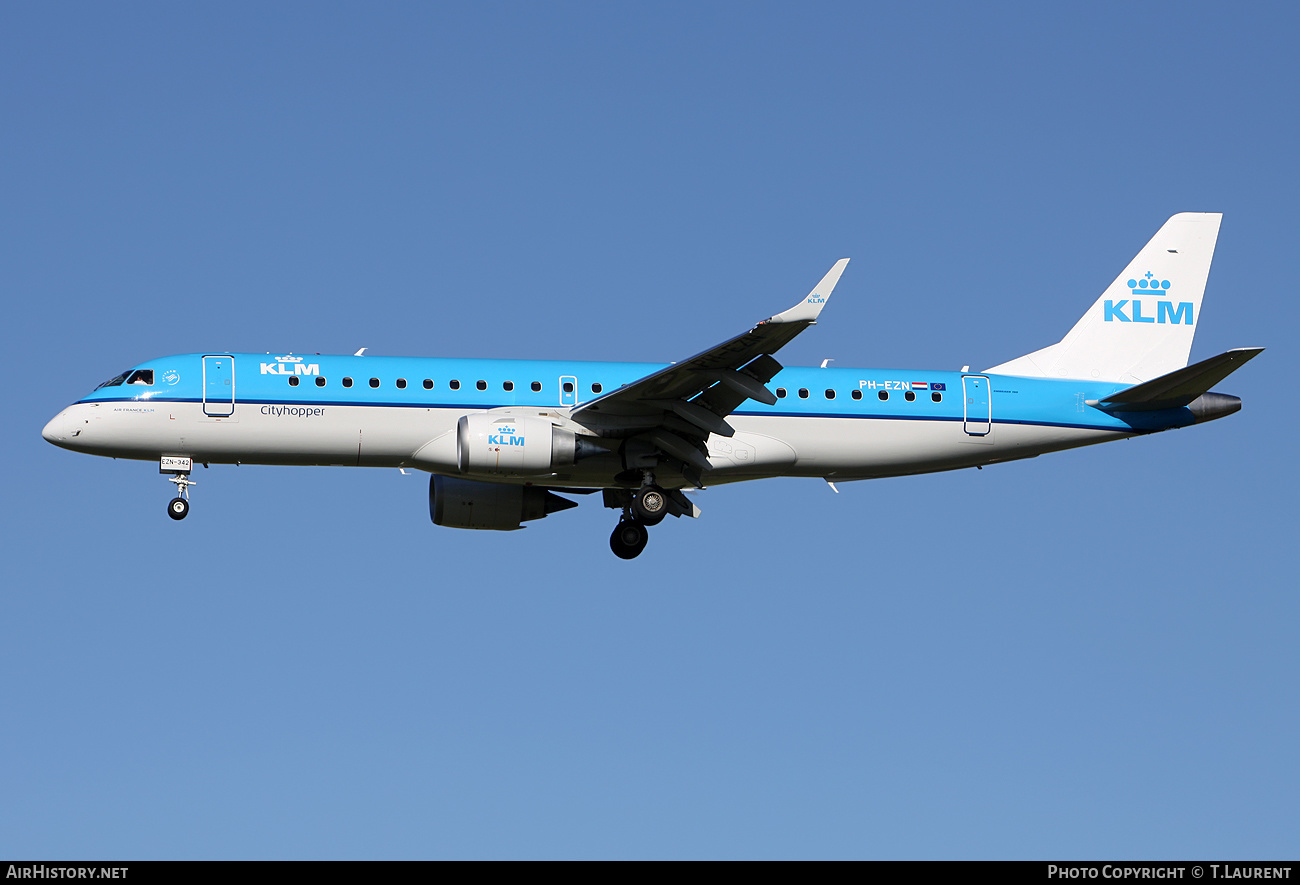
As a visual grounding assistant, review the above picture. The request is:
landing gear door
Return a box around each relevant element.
[559,375,577,407]
[962,375,991,436]
[203,355,235,417]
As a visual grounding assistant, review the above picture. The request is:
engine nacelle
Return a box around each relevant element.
[457,413,582,476]
[429,475,577,531]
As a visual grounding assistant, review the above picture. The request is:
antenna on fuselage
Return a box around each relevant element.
[354,347,367,356]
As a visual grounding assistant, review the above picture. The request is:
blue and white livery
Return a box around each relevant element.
[43,213,1261,558]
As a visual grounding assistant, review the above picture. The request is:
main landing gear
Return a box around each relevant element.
[608,472,669,559]
[630,484,668,525]
[166,472,195,521]
[610,518,649,560]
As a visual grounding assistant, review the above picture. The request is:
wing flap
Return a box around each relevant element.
[647,399,736,437]
[649,430,711,472]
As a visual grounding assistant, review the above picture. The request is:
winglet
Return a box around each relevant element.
[765,259,849,324]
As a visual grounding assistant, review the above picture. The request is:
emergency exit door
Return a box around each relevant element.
[559,375,577,407]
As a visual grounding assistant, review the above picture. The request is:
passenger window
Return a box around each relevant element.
[369,378,380,388]
[851,389,862,400]
[396,378,407,389]
[503,381,514,391]
[531,381,542,392]
[423,379,433,389]
[288,376,300,387]
[316,377,327,387]
[450,380,460,390]
[905,390,915,402]
[825,389,835,399]
[798,388,809,399]
[591,382,603,394]
[342,377,353,388]
[932,391,943,403]
[878,390,888,401]
[776,387,787,398]
[126,370,154,385]
[563,381,574,394]
[476,380,487,391]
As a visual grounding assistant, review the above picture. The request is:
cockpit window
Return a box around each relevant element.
[95,371,131,390]
[126,370,154,386]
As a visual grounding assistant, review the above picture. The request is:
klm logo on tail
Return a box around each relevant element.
[1104,271,1193,325]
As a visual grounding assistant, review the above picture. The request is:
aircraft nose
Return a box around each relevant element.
[42,409,77,446]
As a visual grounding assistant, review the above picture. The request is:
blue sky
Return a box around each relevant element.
[3,1,1297,859]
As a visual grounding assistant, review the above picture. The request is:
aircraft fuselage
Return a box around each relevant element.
[42,352,1221,487]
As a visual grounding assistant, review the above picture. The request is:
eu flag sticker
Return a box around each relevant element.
[931,382,946,391]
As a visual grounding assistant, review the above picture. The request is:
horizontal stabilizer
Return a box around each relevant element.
[1092,347,1263,411]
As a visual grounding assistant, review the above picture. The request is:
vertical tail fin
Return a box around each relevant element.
[986,213,1222,383]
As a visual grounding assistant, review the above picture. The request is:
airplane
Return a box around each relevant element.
[42,212,1261,559]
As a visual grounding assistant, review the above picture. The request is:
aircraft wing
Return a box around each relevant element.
[570,259,848,473]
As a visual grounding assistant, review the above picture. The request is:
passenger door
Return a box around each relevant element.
[203,355,235,417]
[962,375,990,436]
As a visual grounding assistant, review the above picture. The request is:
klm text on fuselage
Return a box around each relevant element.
[259,357,320,375]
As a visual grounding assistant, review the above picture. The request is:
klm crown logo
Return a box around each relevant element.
[1104,270,1193,325]
[1129,271,1170,295]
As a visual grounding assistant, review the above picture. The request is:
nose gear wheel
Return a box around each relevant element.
[165,472,195,520]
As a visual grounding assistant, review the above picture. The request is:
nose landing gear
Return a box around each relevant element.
[161,462,196,517]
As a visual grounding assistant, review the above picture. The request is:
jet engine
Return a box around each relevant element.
[457,414,600,476]
[429,475,578,531]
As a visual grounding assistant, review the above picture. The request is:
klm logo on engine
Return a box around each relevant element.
[488,426,525,446]
[260,355,320,375]
[1104,272,1193,325]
